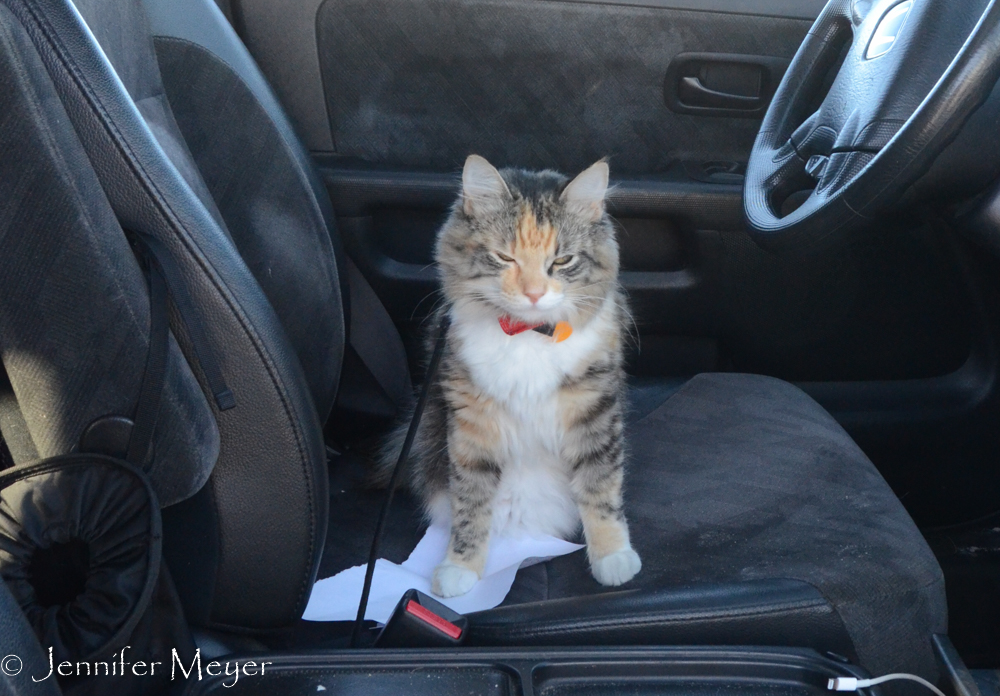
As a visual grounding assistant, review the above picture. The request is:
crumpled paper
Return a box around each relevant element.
[303,523,583,623]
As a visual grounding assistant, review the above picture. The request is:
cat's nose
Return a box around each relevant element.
[524,289,545,305]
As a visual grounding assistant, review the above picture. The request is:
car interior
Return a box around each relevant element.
[2,0,1000,694]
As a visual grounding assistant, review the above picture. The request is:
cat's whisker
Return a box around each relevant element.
[569,280,609,294]
[618,299,640,348]
[411,288,448,321]
[567,298,606,314]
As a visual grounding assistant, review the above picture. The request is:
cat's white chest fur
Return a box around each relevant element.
[447,300,613,538]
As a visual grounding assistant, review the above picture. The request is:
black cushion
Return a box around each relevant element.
[478,374,946,678]
[325,374,945,680]
[0,455,161,663]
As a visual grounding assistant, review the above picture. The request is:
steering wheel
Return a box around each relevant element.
[744,0,1000,252]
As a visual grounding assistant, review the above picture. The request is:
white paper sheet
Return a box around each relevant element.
[302,523,583,623]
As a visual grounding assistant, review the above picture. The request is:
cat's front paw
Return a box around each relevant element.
[431,561,480,598]
[591,547,641,586]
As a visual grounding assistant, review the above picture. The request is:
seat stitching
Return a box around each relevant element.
[472,597,830,640]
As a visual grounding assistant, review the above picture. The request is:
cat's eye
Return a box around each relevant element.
[551,255,574,266]
[495,252,515,263]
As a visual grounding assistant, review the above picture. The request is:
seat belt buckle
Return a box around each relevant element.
[374,589,468,648]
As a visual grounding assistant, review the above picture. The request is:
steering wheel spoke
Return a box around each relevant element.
[745,0,1000,252]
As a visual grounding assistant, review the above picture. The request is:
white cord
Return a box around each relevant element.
[828,674,947,696]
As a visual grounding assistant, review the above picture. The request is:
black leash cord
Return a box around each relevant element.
[350,313,452,647]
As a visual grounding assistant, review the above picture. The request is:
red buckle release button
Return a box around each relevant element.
[404,600,463,640]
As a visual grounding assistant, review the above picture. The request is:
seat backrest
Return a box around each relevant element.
[141,0,413,433]
[0,0,218,508]
[3,0,336,629]
[72,0,348,420]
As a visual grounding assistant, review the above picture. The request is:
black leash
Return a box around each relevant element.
[350,312,451,647]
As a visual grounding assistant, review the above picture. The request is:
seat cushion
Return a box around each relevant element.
[326,373,945,678]
[473,373,946,679]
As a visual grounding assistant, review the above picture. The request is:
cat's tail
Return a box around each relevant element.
[369,306,453,491]
[368,409,413,489]
[368,380,451,504]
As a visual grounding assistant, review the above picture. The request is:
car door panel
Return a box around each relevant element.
[232,0,978,412]
[313,0,808,173]
[230,0,826,154]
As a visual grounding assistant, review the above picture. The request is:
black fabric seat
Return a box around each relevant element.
[325,375,944,677]
[476,374,945,676]
[0,0,946,682]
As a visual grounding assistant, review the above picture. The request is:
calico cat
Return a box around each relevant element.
[377,154,640,598]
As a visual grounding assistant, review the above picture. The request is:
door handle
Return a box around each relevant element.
[664,53,789,118]
[678,76,763,111]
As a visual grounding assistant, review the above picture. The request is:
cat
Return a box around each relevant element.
[377,154,641,598]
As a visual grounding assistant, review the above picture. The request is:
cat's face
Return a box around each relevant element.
[436,155,619,324]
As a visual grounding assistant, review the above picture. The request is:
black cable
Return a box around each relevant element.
[350,312,452,648]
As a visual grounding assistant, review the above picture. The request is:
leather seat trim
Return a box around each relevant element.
[471,598,831,638]
[466,578,857,661]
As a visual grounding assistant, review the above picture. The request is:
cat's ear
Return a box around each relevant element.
[561,160,609,221]
[462,155,512,216]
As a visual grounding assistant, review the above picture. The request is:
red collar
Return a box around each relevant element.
[499,315,544,336]
[499,315,574,343]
